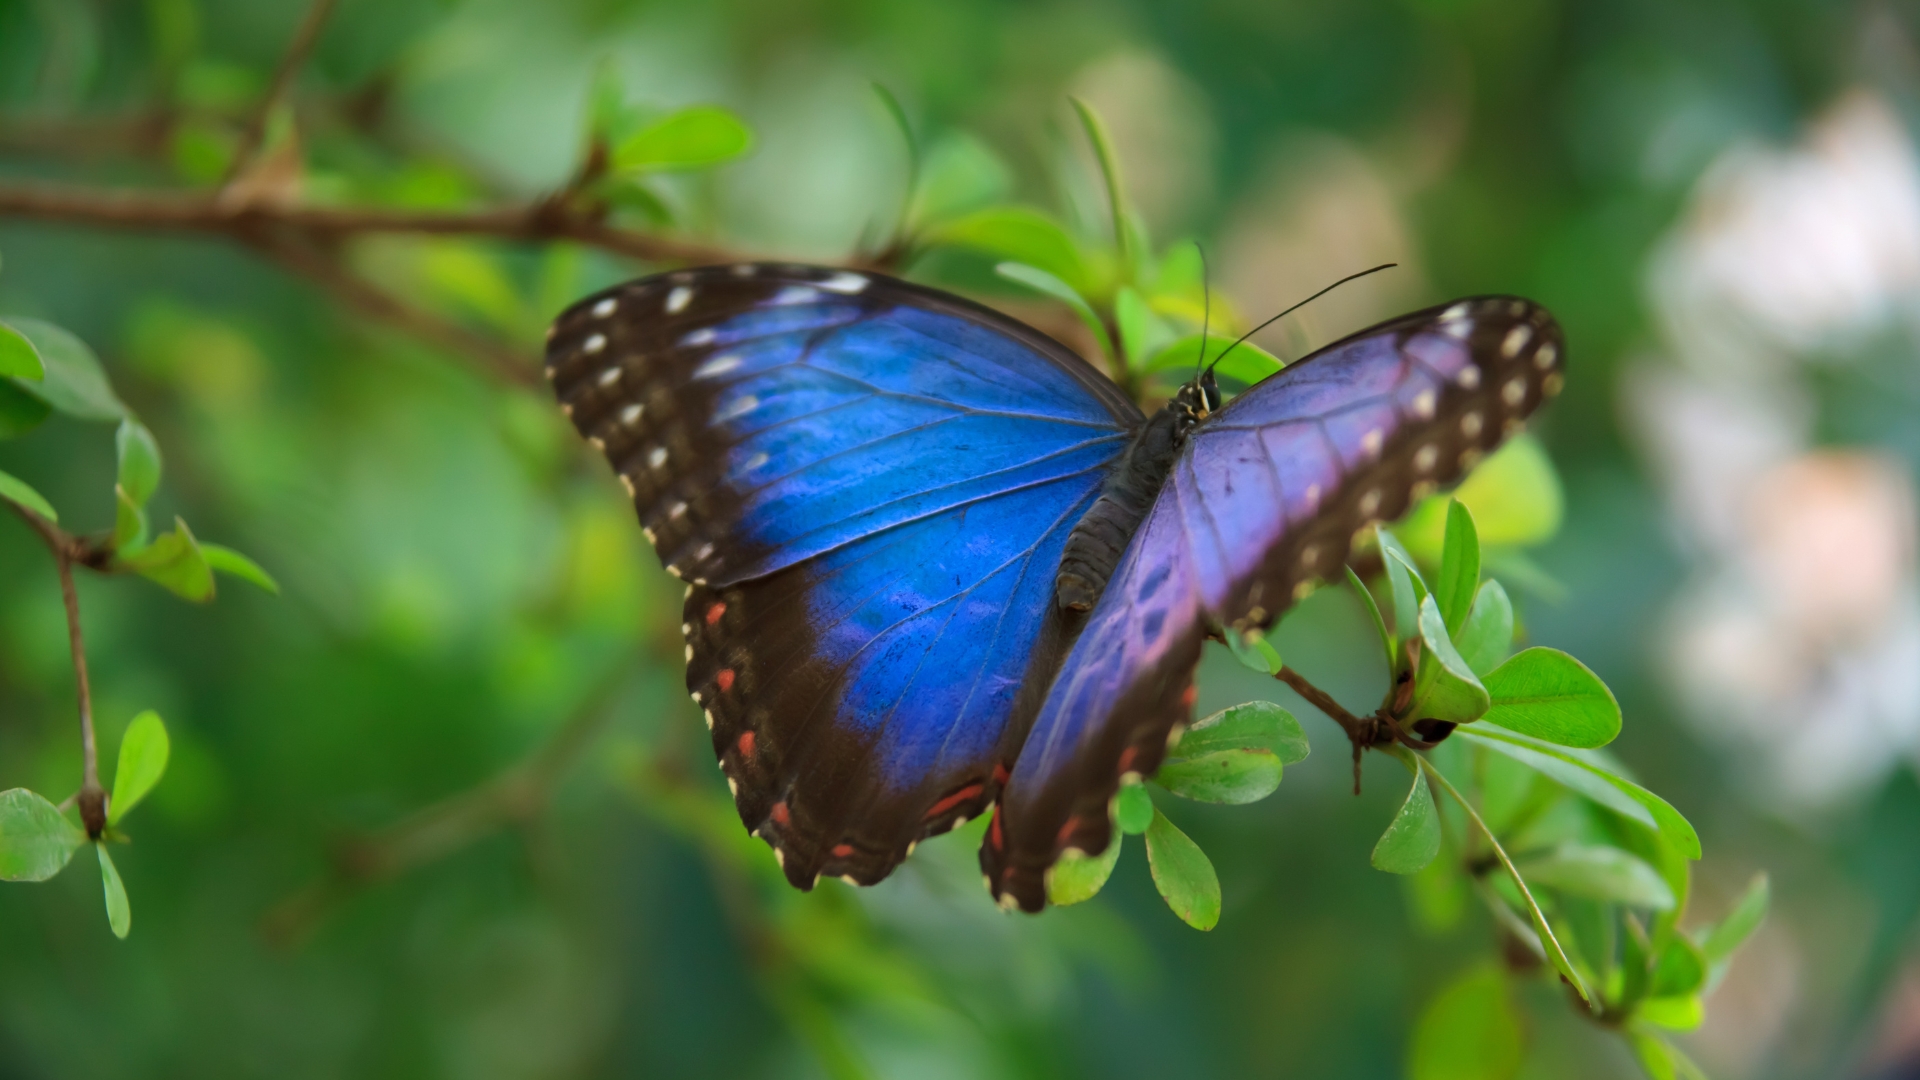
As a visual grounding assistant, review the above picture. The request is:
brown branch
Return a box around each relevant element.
[221,0,341,187]
[4,500,108,835]
[1275,665,1390,796]
[0,179,754,266]
[260,668,628,947]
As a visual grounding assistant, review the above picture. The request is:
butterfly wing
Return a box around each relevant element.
[546,265,1140,889]
[982,297,1565,910]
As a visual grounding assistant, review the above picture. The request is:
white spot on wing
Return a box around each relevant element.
[693,355,741,379]
[1461,411,1484,437]
[684,328,717,347]
[666,286,692,313]
[647,446,669,469]
[1358,488,1382,516]
[591,298,617,318]
[731,264,756,276]
[1413,444,1438,473]
[1535,342,1558,369]
[670,501,688,519]
[714,394,760,422]
[1456,365,1480,389]
[597,366,621,387]
[1502,324,1532,358]
[818,272,869,294]
[771,286,820,305]
[583,333,607,355]
[1412,389,1436,418]
[1361,428,1383,457]
[1502,376,1527,406]
[619,403,643,426]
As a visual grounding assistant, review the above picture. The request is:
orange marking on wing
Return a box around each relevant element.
[770,801,790,825]
[1180,684,1198,708]
[831,843,854,858]
[988,809,1004,850]
[737,730,755,759]
[716,668,735,693]
[1117,746,1138,774]
[1055,815,1080,847]
[924,783,984,819]
[705,602,726,626]
[991,761,1010,785]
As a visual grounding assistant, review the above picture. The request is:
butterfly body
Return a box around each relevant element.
[545,264,1564,911]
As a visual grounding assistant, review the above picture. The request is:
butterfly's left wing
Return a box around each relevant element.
[546,265,1140,892]
[983,297,1566,910]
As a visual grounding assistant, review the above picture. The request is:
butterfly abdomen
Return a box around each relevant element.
[1056,404,1187,611]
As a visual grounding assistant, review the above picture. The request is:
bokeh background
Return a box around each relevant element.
[2,0,1919,1077]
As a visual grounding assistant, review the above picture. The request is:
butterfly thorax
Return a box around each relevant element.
[1055,374,1220,612]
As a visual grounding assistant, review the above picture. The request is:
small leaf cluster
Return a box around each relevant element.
[0,712,171,939]
[1047,701,1310,930]
[0,300,273,938]
[577,66,755,227]
[1352,501,1765,1079]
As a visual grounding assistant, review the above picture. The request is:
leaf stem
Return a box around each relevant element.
[220,0,341,188]
[1416,754,1592,1006]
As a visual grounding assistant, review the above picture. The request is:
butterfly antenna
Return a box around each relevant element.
[1194,242,1212,378]
[1204,263,1399,379]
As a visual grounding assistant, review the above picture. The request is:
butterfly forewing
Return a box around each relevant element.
[546,265,1139,890]
[984,296,1565,911]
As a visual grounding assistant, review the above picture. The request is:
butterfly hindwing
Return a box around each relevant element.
[546,265,1140,889]
[984,297,1565,910]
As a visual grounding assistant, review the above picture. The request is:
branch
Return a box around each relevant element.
[4,500,109,836]
[221,0,341,187]
[259,668,628,946]
[1275,664,1389,796]
[0,180,754,266]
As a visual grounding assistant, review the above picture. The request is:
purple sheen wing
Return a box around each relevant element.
[983,296,1565,911]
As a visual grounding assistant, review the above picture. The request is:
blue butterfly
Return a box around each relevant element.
[546,264,1563,911]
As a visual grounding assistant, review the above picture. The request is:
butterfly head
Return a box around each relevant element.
[1171,368,1221,438]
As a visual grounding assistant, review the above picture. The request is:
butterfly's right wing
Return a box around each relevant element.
[985,297,1565,910]
[546,264,1140,890]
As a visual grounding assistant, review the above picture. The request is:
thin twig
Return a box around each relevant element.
[221,0,341,188]
[0,180,753,266]
[4,500,107,835]
[1274,664,1385,794]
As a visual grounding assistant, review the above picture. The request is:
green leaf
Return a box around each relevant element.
[108,710,169,826]
[199,542,280,594]
[1421,757,1592,1005]
[1156,748,1282,804]
[909,132,1011,227]
[1373,755,1441,874]
[4,318,126,420]
[924,207,1089,293]
[1621,913,1655,1007]
[1143,333,1284,387]
[1455,725,1701,859]
[1456,580,1514,676]
[995,261,1114,362]
[0,789,85,881]
[1114,780,1154,835]
[1069,97,1132,271]
[1512,843,1675,909]
[1144,807,1219,930]
[1480,648,1621,748]
[612,105,753,172]
[1629,1032,1679,1080]
[1407,965,1523,1080]
[1414,596,1491,723]
[1379,526,1428,645]
[1699,873,1768,965]
[1114,285,1173,372]
[1177,700,1308,764]
[1637,996,1704,1031]
[0,467,57,521]
[1649,932,1707,998]
[1398,435,1564,559]
[112,484,148,552]
[1436,501,1481,637]
[97,843,130,939]
[1225,625,1283,674]
[0,380,52,437]
[118,516,216,602]
[1347,566,1397,676]
[0,319,43,380]
[1048,834,1122,905]
[115,418,163,508]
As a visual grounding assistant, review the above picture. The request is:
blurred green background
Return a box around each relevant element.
[3,0,1919,1077]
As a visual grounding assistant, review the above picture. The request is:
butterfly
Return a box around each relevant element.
[545,264,1563,912]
